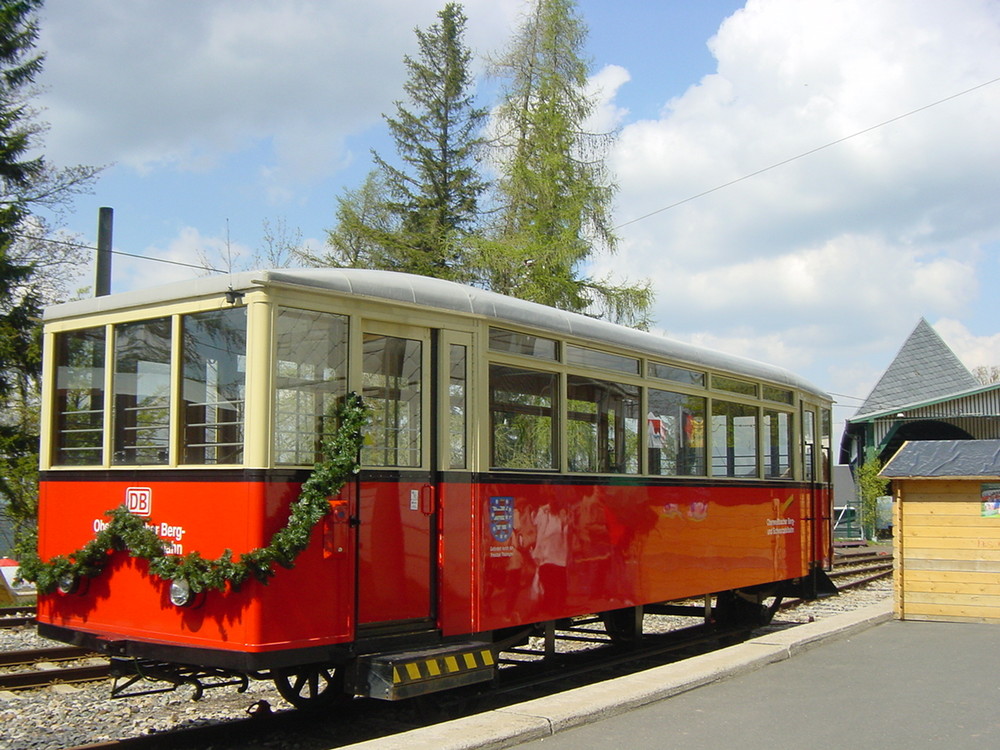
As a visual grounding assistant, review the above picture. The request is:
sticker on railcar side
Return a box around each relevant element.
[766,495,797,535]
[92,515,186,555]
[766,518,795,535]
[125,487,152,516]
[488,496,515,557]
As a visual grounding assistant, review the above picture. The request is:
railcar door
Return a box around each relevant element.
[355,323,436,629]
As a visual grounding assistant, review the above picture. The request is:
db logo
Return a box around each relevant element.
[125,487,152,516]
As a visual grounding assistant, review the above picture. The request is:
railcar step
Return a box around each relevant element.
[356,642,495,701]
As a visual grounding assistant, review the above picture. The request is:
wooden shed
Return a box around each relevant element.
[882,439,1000,623]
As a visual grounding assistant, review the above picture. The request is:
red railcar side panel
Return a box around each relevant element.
[39,475,828,657]
[36,479,355,653]
[440,480,817,635]
[356,480,433,625]
[438,482,477,633]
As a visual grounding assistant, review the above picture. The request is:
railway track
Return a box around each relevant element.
[830,547,893,586]
[0,645,109,691]
[0,605,36,629]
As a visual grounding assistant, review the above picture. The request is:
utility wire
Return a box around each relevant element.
[615,75,1000,230]
[14,232,228,273]
[109,248,227,274]
[828,391,865,403]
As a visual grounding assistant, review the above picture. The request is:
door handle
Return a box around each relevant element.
[420,484,436,516]
[325,498,350,557]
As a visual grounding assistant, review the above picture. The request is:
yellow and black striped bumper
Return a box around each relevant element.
[360,643,496,700]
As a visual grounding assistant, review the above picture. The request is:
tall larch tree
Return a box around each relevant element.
[323,3,487,281]
[0,0,100,553]
[478,0,651,326]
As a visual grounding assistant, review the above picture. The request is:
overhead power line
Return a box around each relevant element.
[827,391,865,404]
[615,75,1000,230]
[14,232,228,274]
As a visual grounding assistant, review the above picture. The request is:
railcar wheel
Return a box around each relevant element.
[272,664,349,709]
[714,591,773,627]
[601,606,643,643]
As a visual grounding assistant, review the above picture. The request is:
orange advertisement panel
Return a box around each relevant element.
[451,480,814,634]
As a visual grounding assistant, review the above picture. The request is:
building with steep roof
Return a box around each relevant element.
[840,319,1000,468]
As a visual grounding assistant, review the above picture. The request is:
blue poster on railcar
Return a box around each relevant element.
[490,496,514,542]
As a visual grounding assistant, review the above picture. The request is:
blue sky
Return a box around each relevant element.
[32,0,1000,428]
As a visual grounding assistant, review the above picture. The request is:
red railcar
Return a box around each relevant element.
[34,269,834,705]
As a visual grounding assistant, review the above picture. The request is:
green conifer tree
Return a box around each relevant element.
[478,0,651,327]
[324,3,487,280]
[0,0,100,552]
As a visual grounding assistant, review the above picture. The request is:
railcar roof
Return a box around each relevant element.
[44,268,829,400]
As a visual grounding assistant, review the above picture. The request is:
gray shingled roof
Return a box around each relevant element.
[881,439,1000,478]
[855,318,978,418]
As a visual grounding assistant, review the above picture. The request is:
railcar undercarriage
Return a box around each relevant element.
[90,574,837,709]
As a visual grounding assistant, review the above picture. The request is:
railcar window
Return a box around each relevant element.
[565,345,639,375]
[647,389,706,476]
[489,364,556,469]
[113,317,172,465]
[649,362,706,388]
[711,375,758,397]
[821,408,832,483]
[762,385,794,404]
[566,375,639,473]
[803,408,816,481]
[362,334,422,467]
[54,327,106,465]
[448,344,467,469]
[711,400,759,478]
[763,409,793,479]
[488,328,558,360]
[180,309,246,465]
[274,309,348,465]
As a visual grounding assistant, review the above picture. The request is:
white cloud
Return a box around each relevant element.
[602,0,1000,393]
[113,226,251,291]
[585,64,631,133]
[37,0,521,185]
[934,319,1000,373]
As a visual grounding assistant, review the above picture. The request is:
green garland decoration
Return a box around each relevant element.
[18,393,369,596]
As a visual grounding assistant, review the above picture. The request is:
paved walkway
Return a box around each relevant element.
[513,615,1000,750]
[342,601,1000,749]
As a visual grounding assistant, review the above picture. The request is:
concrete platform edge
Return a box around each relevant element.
[340,600,894,750]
